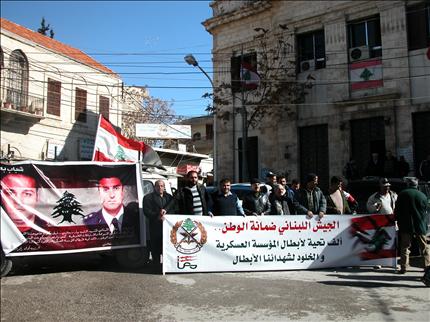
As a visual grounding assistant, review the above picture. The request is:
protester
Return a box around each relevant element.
[242,178,270,216]
[0,173,50,233]
[295,173,326,219]
[84,176,138,233]
[290,179,300,194]
[209,178,245,216]
[366,178,398,214]
[176,170,211,216]
[395,177,430,274]
[143,179,176,271]
[326,176,352,214]
[261,171,277,194]
[270,184,294,215]
[277,175,287,187]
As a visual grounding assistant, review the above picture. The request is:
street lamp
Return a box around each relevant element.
[184,54,217,184]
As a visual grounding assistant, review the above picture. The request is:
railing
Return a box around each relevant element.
[0,86,44,116]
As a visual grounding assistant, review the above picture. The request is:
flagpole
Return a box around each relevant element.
[92,115,103,161]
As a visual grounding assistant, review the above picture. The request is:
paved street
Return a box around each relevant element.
[1,254,429,322]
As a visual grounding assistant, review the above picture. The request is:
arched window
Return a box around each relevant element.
[7,50,29,108]
[193,132,201,141]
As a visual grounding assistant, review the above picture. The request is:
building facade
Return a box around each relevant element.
[0,18,123,161]
[204,0,430,190]
[179,115,214,156]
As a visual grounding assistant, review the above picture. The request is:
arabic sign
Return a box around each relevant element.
[1,161,144,256]
[136,124,191,139]
[163,214,396,273]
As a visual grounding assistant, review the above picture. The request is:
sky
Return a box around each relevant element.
[1,0,213,118]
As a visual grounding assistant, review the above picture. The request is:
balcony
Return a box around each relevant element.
[0,86,44,123]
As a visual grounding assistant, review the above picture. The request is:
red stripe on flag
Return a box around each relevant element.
[350,59,382,70]
[360,249,396,260]
[100,117,146,151]
[350,214,395,230]
[93,150,135,163]
[351,79,383,90]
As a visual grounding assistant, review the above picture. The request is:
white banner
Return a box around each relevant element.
[136,124,191,139]
[163,214,397,273]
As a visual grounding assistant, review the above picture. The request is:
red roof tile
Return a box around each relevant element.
[0,18,117,77]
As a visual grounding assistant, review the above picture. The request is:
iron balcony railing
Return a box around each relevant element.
[0,85,44,116]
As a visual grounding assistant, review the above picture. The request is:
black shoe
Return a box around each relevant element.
[397,269,406,274]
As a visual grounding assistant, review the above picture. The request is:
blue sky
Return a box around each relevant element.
[1,0,213,118]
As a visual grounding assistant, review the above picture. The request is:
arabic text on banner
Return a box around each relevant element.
[163,214,396,273]
[1,161,144,256]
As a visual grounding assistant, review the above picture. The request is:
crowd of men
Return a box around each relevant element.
[143,170,429,275]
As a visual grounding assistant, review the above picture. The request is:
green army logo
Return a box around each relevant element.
[170,218,207,254]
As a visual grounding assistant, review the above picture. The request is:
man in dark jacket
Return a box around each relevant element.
[242,178,270,216]
[295,173,327,219]
[210,178,245,216]
[270,184,295,215]
[143,179,176,269]
[176,171,211,216]
[395,177,429,274]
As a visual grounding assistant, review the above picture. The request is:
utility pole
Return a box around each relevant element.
[240,46,248,183]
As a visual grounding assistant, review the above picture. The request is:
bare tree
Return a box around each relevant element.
[121,87,178,147]
[208,25,314,180]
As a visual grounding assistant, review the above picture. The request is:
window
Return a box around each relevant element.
[47,78,61,116]
[99,95,110,120]
[297,30,326,72]
[231,52,259,92]
[206,123,213,140]
[407,3,430,50]
[75,88,87,122]
[7,50,28,108]
[348,16,382,59]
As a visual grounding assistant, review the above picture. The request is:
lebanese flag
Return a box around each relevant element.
[349,214,396,261]
[350,59,383,91]
[241,61,260,90]
[92,115,162,166]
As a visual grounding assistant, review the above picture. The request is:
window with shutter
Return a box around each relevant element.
[75,88,87,122]
[99,95,110,120]
[47,78,61,116]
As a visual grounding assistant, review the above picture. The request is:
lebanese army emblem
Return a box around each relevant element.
[170,218,207,254]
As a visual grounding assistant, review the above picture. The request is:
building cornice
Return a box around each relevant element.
[203,0,272,34]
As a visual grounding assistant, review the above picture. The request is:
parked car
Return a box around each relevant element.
[206,183,272,201]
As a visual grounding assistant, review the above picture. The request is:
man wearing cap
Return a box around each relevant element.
[84,176,138,235]
[395,177,429,274]
[242,178,270,216]
[260,172,277,195]
[366,178,398,214]
[295,173,326,219]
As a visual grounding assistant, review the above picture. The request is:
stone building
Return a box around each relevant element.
[204,0,430,190]
[0,18,123,161]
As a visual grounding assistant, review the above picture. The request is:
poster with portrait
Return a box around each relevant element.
[0,161,144,256]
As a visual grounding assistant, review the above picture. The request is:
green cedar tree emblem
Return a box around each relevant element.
[360,68,373,81]
[115,146,126,161]
[51,191,84,224]
[182,218,196,232]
